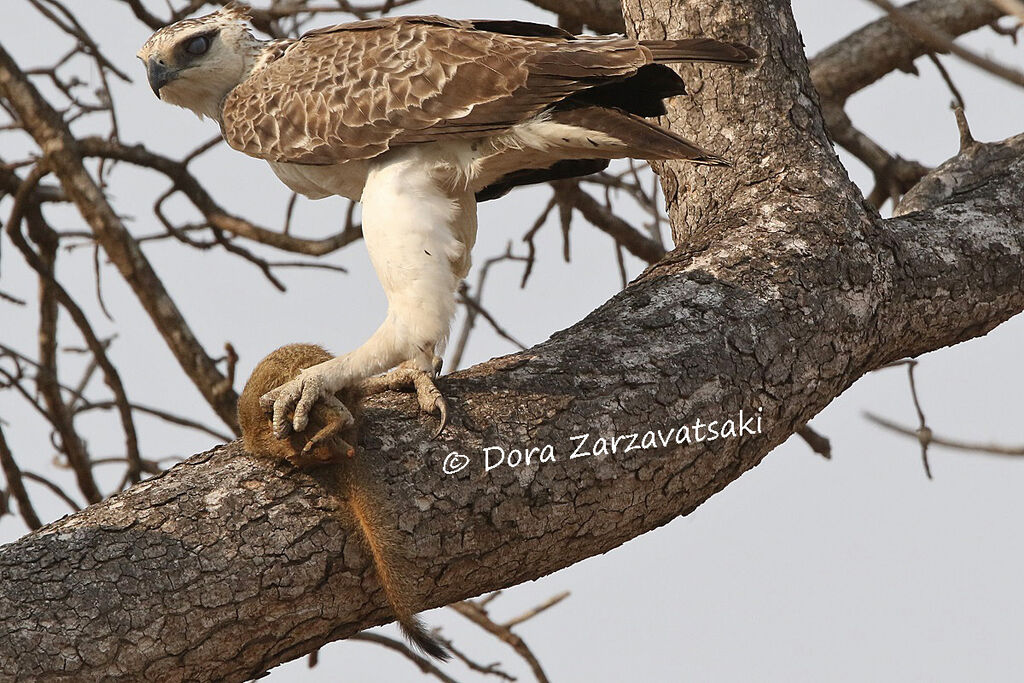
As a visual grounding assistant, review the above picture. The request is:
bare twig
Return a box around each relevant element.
[502,591,570,629]
[0,426,42,530]
[452,600,552,683]
[953,105,976,150]
[0,49,240,429]
[435,636,516,681]
[21,471,83,512]
[4,163,106,502]
[552,180,665,264]
[797,425,832,460]
[519,196,558,288]
[810,0,1008,208]
[925,52,965,110]
[865,413,1024,457]
[77,138,364,257]
[0,289,27,306]
[458,285,528,352]
[348,632,459,683]
[79,401,233,444]
[448,245,529,372]
[874,359,932,478]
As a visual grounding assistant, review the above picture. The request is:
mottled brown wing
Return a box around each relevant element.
[221,16,649,165]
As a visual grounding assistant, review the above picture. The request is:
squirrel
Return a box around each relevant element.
[237,343,450,661]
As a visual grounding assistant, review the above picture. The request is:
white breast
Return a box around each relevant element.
[267,159,371,201]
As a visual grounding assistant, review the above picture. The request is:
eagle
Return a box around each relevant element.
[138,3,755,438]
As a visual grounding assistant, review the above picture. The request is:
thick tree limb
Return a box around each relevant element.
[810,0,1004,104]
[1,1,1023,681]
[0,134,1020,679]
[808,0,1005,205]
[865,0,1024,86]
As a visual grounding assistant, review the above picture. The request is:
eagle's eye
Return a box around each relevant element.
[185,35,211,56]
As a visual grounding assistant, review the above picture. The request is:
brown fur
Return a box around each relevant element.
[237,343,359,466]
[237,344,449,660]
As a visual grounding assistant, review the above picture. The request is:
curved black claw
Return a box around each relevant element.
[360,365,451,438]
[431,395,449,440]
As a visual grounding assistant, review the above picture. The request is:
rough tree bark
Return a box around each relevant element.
[1,1,1022,680]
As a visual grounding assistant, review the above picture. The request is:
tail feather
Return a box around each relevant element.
[347,481,451,661]
[477,158,610,202]
[642,38,758,65]
[560,39,756,118]
[550,106,729,165]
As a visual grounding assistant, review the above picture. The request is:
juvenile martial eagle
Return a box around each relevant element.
[138,3,755,437]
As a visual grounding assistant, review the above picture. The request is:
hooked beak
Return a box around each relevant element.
[146,58,178,97]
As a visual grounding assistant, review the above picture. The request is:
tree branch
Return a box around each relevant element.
[0,426,42,530]
[521,0,624,34]
[76,138,363,257]
[864,0,1024,87]
[807,0,1006,206]
[810,0,1004,105]
[0,45,240,431]
[1,1,1022,680]
[1,100,1022,683]
[551,179,666,263]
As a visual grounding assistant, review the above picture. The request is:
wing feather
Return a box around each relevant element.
[222,16,649,165]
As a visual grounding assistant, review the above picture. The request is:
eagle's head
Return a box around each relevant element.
[137,2,259,120]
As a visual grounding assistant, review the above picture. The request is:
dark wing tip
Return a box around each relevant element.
[729,42,760,66]
[694,153,732,167]
[469,19,575,39]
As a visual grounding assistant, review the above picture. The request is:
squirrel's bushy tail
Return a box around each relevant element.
[347,480,450,661]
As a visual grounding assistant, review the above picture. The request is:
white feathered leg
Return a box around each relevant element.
[261,149,476,436]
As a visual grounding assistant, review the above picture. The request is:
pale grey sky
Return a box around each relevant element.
[1,1,1023,681]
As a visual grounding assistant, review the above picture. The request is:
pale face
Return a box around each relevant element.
[137,7,257,120]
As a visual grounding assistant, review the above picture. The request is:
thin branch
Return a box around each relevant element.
[875,359,933,478]
[4,163,106,502]
[810,0,1006,207]
[78,138,363,257]
[457,285,527,352]
[79,401,233,444]
[797,425,832,460]
[0,49,240,429]
[21,471,82,513]
[551,180,665,264]
[925,52,965,110]
[451,600,551,683]
[518,195,558,289]
[435,636,516,681]
[0,426,42,530]
[448,245,530,372]
[502,591,570,629]
[348,632,459,683]
[865,413,1024,456]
